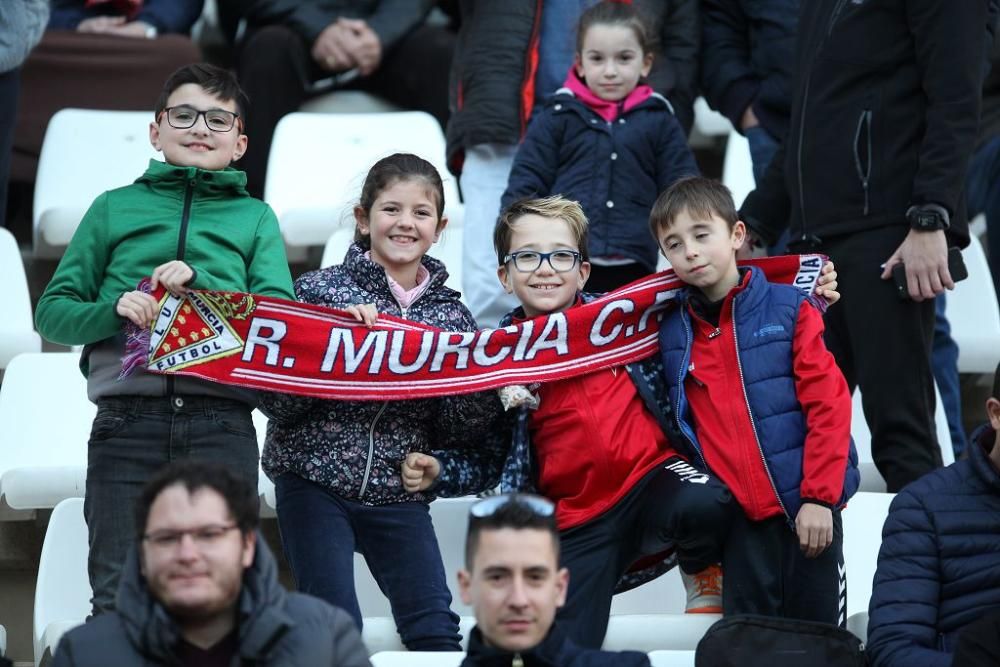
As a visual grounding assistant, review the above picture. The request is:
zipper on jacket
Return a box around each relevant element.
[730,298,790,525]
[674,310,710,470]
[853,109,872,216]
[512,654,524,667]
[795,0,851,244]
[358,401,389,499]
[167,178,196,397]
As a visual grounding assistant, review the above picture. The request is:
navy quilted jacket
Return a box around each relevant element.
[261,244,506,506]
[867,425,1000,667]
[501,90,698,272]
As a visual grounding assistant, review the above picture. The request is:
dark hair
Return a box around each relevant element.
[494,196,590,265]
[465,496,560,569]
[649,176,739,238]
[576,0,656,55]
[135,461,260,542]
[353,153,446,246]
[154,63,249,123]
[993,361,1000,400]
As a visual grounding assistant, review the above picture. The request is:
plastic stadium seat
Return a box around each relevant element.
[361,616,475,655]
[851,383,955,493]
[33,109,159,259]
[370,651,464,666]
[689,97,734,150]
[264,111,462,250]
[0,227,42,369]
[320,221,466,297]
[611,568,687,616]
[721,129,755,210]
[847,611,869,644]
[648,650,697,667]
[0,624,5,657]
[33,498,91,667]
[300,90,401,115]
[602,614,720,652]
[842,492,895,620]
[949,234,1000,373]
[0,353,92,512]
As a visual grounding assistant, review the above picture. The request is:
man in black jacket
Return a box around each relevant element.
[740,0,994,492]
[52,462,371,666]
[457,495,650,667]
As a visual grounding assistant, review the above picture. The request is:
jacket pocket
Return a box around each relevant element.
[852,109,872,216]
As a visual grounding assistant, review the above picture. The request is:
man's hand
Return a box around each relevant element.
[116,291,159,327]
[150,261,194,297]
[311,22,357,72]
[337,18,382,76]
[741,106,759,131]
[344,303,379,327]
[795,502,833,558]
[816,260,840,305]
[880,229,952,301]
[401,453,441,493]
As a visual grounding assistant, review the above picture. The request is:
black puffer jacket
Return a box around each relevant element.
[741,0,994,249]
[700,0,798,140]
[446,0,699,174]
[51,538,372,666]
[460,625,650,667]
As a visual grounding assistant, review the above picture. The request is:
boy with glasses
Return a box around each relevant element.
[35,63,294,615]
[458,494,650,666]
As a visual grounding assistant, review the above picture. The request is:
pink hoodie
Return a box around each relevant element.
[563,68,653,122]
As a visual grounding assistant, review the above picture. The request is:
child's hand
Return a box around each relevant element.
[116,291,159,327]
[151,261,194,297]
[344,303,379,327]
[815,261,840,305]
[401,453,441,493]
[795,503,833,558]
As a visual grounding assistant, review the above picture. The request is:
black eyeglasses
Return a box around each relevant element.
[162,105,241,132]
[504,250,582,273]
[470,493,556,519]
[143,523,239,551]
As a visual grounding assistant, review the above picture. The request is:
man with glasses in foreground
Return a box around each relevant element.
[458,494,651,666]
[35,62,295,615]
[52,461,371,666]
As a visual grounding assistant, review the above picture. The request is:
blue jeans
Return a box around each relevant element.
[966,135,1000,309]
[746,125,788,253]
[86,395,259,614]
[932,294,967,457]
[275,473,461,650]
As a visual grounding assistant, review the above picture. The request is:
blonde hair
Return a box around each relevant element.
[494,196,590,265]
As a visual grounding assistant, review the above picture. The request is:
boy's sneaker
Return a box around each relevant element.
[681,565,723,614]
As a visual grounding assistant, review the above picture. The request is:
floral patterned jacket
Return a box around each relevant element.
[261,243,506,506]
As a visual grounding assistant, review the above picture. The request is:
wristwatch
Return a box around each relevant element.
[905,204,950,232]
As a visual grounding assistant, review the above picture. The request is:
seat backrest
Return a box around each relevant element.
[0,227,41,368]
[0,353,93,510]
[841,492,895,618]
[602,613,720,652]
[610,568,687,615]
[33,109,159,258]
[721,129,754,209]
[33,498,92,663]
[320,223,465,296]
[949,234,1000,373]
[647,649,697,667]
[264,111,458,249]
[370,651,465,666]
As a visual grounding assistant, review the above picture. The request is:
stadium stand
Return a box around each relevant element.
[842,492,895,621]
[950,234,1000,374]
[0,227,41,370]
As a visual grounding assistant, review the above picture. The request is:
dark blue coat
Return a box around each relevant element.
[501,90,699,272]
[48,0,203,33]
[866,425,1000,667]
[658,266,859,523]
[460,624,650,667]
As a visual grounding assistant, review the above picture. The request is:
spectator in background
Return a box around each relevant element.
[700,0,796,185]
[52,462,372,667]
[447,0,699,327]
[234,0,455,198]
[10,0,202,191]
[866,361,1000,667]
[740,0,993,492]
[458,494,651,667]
[0,0,47,228]
[967,34,1000,310]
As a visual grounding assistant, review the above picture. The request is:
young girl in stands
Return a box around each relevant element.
[261,153,506,650]
[502,0,699,292]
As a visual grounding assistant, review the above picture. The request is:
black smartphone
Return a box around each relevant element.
[891,246,969,300]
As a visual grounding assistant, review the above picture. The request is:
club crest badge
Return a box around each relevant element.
[149,291,256,372]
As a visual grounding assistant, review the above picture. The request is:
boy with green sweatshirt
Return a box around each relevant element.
[35,63,294,614]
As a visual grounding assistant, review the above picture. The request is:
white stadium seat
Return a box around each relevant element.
[264,111,462,251]
[949,234,1000,374]
[842,492,895,619]
[33,109,159,259]
[0,227,42,369]
[721,129,755,210]
[847,611,869,644]
[602,614,720,652]
[648,649,697,667]
[33,498,91,667]
[370,651,464,667]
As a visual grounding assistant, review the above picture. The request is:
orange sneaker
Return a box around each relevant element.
[681,564,723,613]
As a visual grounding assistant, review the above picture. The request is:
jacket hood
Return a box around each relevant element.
[135,159,250,197]
[970,423,1000,494]
[343,241,457,302]
[115,533,293,661]
[561,69,653,122]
